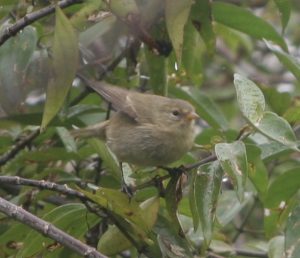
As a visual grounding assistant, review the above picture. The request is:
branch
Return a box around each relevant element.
[0,129,40,167]
[0,0,83,47]
[0,197,107,258]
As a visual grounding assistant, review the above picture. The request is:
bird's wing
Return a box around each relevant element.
[84,79,139,120]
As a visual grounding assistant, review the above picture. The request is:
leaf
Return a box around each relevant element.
[88,138,121,182]
[56,127,77,152]
[165,0,192,65]
[265,168,300,208]
[191,0,216,55]
[268,236,284,258]
[212,2,288,51]
[234,73,265,124]
[194,161,223,246]
[273,0,291,33]
[19,204,99,257]
[0,26,37,114]
[254,112,298,150]
[285,204,300,258]
[267,41,300,84]
[109,0,139,19]
[144,48,167,95]
[79,187,149,232]
[41,7,79,129]
[98,197,159,255]
[215,141,248,201]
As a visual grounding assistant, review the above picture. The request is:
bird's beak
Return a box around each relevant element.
[186,111,199,121]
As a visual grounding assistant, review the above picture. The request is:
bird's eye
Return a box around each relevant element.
[172,110,180,116]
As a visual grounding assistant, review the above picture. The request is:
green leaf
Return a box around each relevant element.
[56,127,77,152]
[265,168,300,208]
[98,197,159,255]
[144,48,167,95]
[234,73,265,124]
[0,26,37,114]
[267,41,300,84]
[41,7,79,129]
[273,0,291,33]
[88,138,121,182]
[285,204,300,258]
[19,204,99,257]
[109,0,139,19]
[212,2,288,51]
[215,141,248,201]
[268,236,284,258]
[165,0,192,65]
[194,161,223,246]
[191,0,216,55]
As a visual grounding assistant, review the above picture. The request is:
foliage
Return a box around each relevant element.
[0,0,300,257]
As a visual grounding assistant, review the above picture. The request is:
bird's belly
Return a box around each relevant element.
[106,127,193,167]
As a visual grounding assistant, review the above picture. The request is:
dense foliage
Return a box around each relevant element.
[0,0,300,257]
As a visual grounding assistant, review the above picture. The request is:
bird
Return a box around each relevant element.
[73,75,199,168]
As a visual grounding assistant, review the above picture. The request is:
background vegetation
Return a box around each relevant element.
[0,0,300,257]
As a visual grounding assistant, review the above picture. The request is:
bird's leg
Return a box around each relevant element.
[119,162,133,198]
[158,165,186,175]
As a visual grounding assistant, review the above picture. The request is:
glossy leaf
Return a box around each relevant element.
[41,7,79,129]
[234,73,265,124]
[194,161,223,246]
[285,204,300,258]
[215,141,248,201]
[165,0,192,65]
[212,2,288,51]
[265,168,300,208]
[273,0,291,33]
[191,0,216,55]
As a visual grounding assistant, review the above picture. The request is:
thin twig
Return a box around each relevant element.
[0,0,83,46]
[0,197,107,258]
[0,129,40,167]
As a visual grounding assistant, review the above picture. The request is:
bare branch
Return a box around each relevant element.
[0,129,40,167]
[0,0,83,47]
[0,197,107,258]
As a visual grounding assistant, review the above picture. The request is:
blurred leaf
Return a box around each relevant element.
[234,73,265,124]
[0,26,37,114]
[170,87,228,129]
[246,144,268,201]
[191,0,215,55]
[215,141,248,201]
[267,42,300,85]
[273,0,291,33]
[285,204,300,258]
[182,21,204,85]
[98,197,159,255]
[42,7,79,129]
[284,106,300,124]
[165,0,192,65]
[144,48,167,95]
[194,161,223,246]
[70,0,102,30]
[56,127,77,152]
[268,236,284,258]
[212,2,288,51]
[88,138,121,182]
[19,204,99,257]
[109,0,139,18]
[259,141,291,161]
[265,168,300,208]
[216,190,254,226]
